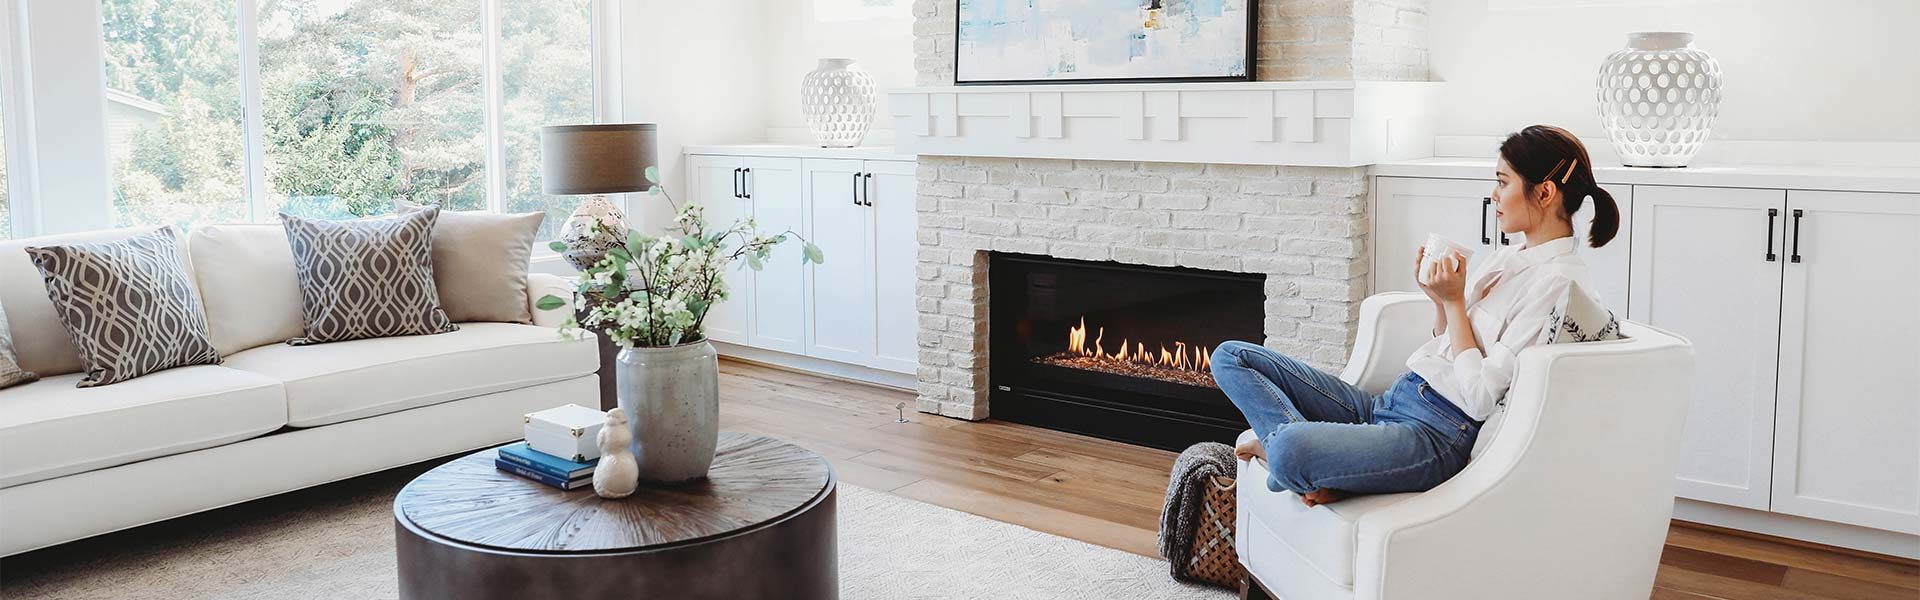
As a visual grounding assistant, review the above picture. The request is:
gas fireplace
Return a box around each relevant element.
[989,253,1264,450]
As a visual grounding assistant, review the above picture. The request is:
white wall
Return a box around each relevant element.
[758,0,914,144]
[619,0,770,233]
[1428,0,1920,144]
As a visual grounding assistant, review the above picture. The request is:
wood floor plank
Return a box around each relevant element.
[714,360,1919,600]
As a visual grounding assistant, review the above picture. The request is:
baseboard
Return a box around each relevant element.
[710,341,915,391]
[1671,498,1920,561]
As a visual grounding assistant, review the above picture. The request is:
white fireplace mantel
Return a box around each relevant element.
[887,81,1443,168]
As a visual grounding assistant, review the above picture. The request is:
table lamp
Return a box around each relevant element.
[541,123,658,271]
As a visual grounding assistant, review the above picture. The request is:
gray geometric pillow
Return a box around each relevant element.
[1536,281,1625,345]
[1,301,39,390]
[25,227,221,387]
[280,209,458,345]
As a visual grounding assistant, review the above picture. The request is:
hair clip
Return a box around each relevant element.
[1561,159,1578,184]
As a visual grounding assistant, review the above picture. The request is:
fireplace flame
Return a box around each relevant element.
[1065,317,1212,374]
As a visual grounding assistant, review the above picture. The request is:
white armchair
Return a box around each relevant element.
[1235,292,1695,600]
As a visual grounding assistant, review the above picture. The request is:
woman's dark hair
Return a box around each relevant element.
[1497,125,1620,248]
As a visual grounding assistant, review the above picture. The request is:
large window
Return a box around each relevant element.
[95,0,598,235]
[1,76,9,240]
[101,0,250,229]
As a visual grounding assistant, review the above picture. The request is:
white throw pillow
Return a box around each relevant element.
[190,224,308,356]
[1535,282,1624,345]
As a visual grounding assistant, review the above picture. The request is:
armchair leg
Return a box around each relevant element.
[1239,576,1276,600]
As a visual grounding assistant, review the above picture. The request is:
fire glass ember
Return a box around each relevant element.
[1031,317,1219,388]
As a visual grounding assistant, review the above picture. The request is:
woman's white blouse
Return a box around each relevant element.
[1406,236,1598,422]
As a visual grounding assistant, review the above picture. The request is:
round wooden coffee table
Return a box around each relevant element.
[394,432,836,599]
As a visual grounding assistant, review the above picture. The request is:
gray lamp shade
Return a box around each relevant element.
[541,123,659,195]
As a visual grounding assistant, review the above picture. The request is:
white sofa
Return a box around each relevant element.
[1235,292,1696,600]
[0,226,597,556]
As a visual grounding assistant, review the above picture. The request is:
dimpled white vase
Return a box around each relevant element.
[1596,32,1723,167]
[800,58,877,148]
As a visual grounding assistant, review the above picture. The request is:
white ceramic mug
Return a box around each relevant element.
[1419,233,1473,286]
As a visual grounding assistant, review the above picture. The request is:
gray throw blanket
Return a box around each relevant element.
[1158,441,1238,579]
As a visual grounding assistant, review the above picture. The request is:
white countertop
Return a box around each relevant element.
[684,144,916,162]
[1373,158,1920,195]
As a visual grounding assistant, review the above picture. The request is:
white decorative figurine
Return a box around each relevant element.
[593,408,640,499]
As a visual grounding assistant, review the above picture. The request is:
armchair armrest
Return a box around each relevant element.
[526,272,577,328]
[1338,292,1434,395]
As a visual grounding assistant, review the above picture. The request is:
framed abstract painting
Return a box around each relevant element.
[956,0,1257,85]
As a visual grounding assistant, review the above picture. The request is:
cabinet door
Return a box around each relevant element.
[866,160,919,374]
[1372,177,1499,295]
[744,157,806,354]
[689,155,748,344]
[1771,191,1920,533]
[802,159,875,365]
[1629,185,1785,510]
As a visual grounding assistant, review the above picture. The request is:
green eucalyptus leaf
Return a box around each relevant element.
[682,235,703,250]
[746,252,764,271]
[649,185,662,197]
[803,242,825,264]
[548,241,567,253]
[644,165,660,184]
[535,295,567,311]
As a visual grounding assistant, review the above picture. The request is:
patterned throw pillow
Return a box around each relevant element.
[1,301,39,390]
[1536,281,1625,345]
[25,227,221,387]
[280,209,458,345]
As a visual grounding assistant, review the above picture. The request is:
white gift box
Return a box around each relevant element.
[524,404,608,463]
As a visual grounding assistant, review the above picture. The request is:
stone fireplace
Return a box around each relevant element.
[901,0,1438,442]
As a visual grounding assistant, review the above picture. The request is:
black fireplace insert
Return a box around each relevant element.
[989,252,1264,451]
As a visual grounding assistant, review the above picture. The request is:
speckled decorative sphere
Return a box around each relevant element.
[1596,32,1723,168]
[800,58,877,148]
[559,196,629,272]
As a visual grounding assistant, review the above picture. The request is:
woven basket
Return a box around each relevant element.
[1184,475,1248,589]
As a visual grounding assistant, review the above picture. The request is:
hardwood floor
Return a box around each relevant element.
[715,359,1920,600]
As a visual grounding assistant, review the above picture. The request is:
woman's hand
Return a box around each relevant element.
[1422,250,1469,306]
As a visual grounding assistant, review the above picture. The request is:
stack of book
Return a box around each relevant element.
[495,442,597,490]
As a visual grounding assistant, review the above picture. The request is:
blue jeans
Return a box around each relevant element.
[1211,341,1482,496]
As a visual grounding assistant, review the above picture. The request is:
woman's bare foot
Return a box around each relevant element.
[1300,488,1349,508]
[1234,437,1266,462]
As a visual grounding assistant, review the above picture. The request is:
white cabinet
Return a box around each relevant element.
[1770,191,1920,534]
[1629,186,1787,511]
[1372,177,1632,313]
[868,160,920,374]
[803,159,875,365]
[686,150,918,379]
[744,158,806,355]
[687,155,752,345]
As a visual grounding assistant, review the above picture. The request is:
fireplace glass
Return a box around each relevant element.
[989,252,1264,450]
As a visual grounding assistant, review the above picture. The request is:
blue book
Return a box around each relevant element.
[498,442,597,480]
[496,458,592,490]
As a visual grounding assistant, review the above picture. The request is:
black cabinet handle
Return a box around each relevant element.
[743,168,752,199]
[1499,231,1510,246]
[1765,208,1778,262]
[1481,198,1492,245]
[863,173,873,206]
[732,168,742,198]
[1790,209,1804,263]
[852,173,861,206]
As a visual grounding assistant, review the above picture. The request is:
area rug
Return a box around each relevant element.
[0,463,1230,599]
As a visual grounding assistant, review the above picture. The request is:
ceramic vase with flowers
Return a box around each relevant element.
[540,167,823,483]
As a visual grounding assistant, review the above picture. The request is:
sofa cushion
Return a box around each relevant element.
[0,365,285,489]
[1,302,37,390]
[189,224,307,356]
[0,227,168,377]
[222,323,597,427]
[1236,430,1419,588]
[27,227,223,387]
[279,209,457,345]
[395,200,544,325]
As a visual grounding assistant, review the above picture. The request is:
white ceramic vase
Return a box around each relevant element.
[800,58,877,148]
[1595,32,1723,167]
[614,340,719,483]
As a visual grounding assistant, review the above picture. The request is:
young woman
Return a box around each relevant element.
[1212,125,1621,507]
